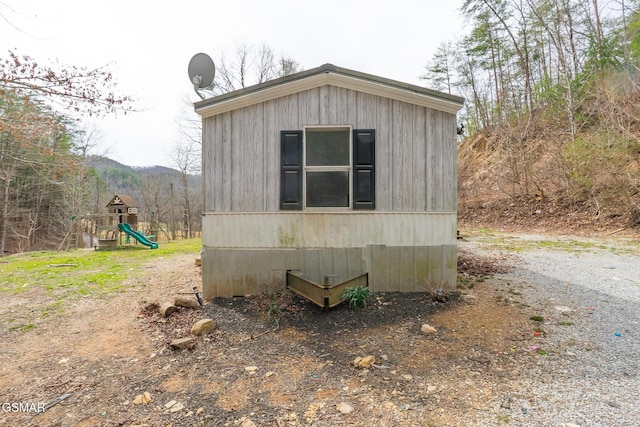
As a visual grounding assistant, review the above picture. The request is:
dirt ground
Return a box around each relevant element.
[0,235,559,427]
[3,193,638,427]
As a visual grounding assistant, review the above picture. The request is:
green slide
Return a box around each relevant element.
[117,223,158,249]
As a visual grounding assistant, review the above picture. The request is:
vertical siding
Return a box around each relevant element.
[202,115,214,211]
[413,105,427,211]
[202,85,458,213]
[221,113,232,211]
[375,97,392,211]
[231,110,242,210]
[264,99,279,211]
[202,245,457,298]
[426,109,441,211]
[401,102,414,210]
[442,112,457,211]
[390,100,403,210]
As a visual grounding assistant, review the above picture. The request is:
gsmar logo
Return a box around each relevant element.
[2,402,46,413]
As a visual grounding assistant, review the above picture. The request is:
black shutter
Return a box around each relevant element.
[280,130,303,210]
[353,129,375,210]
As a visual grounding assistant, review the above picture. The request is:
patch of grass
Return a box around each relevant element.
[536,348,548,356]
[342,286,370,310]
[266,293,284,328]
[461,228,639,254]
[1,239,200,294]
[0,238,202,317]
[557,321,574,326]
[9,323,35,332]
[497,413,510,423]
[530,315,545,322]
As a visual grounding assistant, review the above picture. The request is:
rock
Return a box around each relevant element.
[190,318,215,335]
[169,337,195,350]
[132,391,152,405]
[352,355,376,368]
[245,366,258,373]
[241,419,257,427]
[555,305,574,314]
[401,374,413,381]
[169,402,184,413]
[196,407,205,415]
[164,400,184,413]
[336,402,354,414]
[560,424,582,427]
[501,396,511,409]
[421,324,437,335]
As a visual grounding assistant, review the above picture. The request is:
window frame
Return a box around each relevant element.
[302,125,353,210]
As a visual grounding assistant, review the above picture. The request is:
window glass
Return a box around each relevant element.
[306,129,349,166]
[306,171,349,207]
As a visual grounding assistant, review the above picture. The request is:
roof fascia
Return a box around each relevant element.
[195,71,464,118]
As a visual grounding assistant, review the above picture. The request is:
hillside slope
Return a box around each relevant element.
[457,131,640,236]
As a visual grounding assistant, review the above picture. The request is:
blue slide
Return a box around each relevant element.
[117,223,158,249]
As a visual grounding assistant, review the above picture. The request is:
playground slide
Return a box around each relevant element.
[117,223,159,249]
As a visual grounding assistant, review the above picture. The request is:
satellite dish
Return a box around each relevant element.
[188,53,215,97]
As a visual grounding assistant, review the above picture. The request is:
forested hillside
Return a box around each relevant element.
[423,0,640,234]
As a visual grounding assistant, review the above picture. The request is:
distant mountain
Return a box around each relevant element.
[86,155,199,202]
[86,156,181,175]
[133,165,181,175]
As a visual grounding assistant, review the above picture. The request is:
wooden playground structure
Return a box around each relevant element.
[60,195,160,250]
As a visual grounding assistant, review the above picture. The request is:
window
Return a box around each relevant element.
[305,127,350,208]
[280,128,375,210]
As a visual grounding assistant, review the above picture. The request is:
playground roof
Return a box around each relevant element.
[106,194,139,208]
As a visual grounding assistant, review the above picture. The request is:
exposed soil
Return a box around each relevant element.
[1,202,636,426]
[458,195,639,237]
[0,240,541,427]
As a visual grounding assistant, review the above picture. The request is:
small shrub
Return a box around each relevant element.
[266,293,284,327]
[342,286,370,310]
[530,315,544,322]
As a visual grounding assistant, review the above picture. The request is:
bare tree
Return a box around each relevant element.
[0,48,134,254]
[211,42,301,95]
[169,140,201,238]
[1,50,133,116]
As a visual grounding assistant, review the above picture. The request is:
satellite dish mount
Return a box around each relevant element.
[188,53,215,100]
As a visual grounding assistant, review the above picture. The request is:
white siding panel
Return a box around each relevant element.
[202,212,457,248]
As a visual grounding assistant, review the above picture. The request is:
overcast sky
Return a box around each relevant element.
[1,0,465,168]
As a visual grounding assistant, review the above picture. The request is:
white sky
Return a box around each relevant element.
[1,0,465,168]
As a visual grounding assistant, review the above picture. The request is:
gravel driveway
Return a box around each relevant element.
[461,234,640,427]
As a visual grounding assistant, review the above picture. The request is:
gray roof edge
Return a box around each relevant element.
[194,63,464,111]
